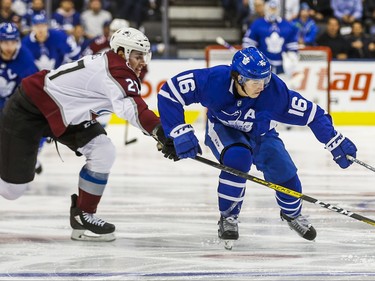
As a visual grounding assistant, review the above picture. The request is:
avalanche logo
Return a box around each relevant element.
[242,56,250,65]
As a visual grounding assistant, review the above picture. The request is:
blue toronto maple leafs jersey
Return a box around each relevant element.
[158,65,336,145]
[22,29,81,71]
[0,45,38,109]
[242,18,299,72]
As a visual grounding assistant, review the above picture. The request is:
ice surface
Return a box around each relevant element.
[1,125,375,280]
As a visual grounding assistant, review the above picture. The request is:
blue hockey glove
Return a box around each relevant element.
[170,124,202,159]
[325,132,357,169]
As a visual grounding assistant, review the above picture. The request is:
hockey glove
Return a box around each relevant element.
[162,138,180,161]
[325,132,357,169]
[153,124,179,161]
[170,124,202,159]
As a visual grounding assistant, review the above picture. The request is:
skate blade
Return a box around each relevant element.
[223,240,234,250]
[71,229,116,242]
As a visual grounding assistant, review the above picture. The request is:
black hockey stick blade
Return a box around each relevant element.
[125,138,137,145]
[194,155,375,227]
[347,155,375,173]
[124,121,137,145]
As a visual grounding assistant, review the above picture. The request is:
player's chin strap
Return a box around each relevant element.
[347,155,375,173]
[193,155,375,228]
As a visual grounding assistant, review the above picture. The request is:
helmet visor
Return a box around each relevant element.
[129,49,152,65]
[143,50,152,65]
[241,73,271,87]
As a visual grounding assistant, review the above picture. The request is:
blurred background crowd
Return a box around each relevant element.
[1,0,375,60]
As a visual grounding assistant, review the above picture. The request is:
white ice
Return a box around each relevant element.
[1,124,375,281]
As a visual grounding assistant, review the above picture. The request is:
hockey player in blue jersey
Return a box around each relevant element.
[22,14,81,71]
[242,0,299,79]
[157,47,357,248]
[0,22,38,112]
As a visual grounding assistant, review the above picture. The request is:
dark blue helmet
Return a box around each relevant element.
[231,47,272,86]
[0,22,20,41]
[31,14,48,25]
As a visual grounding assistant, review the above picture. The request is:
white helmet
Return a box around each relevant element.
[109,18,129,33]
[110,27,151,64]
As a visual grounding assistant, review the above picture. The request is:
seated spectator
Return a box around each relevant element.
[22,14,81,70]
[52,0,85,13]
[363,0,375,35]
[51,0,81,35]
[291,2,318,46]
[0,22,38,111]
[20,0,46,35]
[345,21,373,58]
[11,0,27,17]
[221,0,249,27]
[316,16,349,59]
[81,18,129,56]
[0,0,22,24]
[284,0,300,22]
[72,23,91,57]
[300,0,333,23]
[244,0,265,30]
[81,0,112,39]
[331,0,362,26]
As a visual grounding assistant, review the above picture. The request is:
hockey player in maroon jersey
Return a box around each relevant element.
[0,27,176,241]
[82,18,147,128]
[82,18,148,81]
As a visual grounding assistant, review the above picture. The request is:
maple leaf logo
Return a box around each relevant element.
[258,60,266,66]
[242,56,250,65]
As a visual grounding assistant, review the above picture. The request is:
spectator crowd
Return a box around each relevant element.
[226,0,375,59]
[0,0,161,61]
[2,0,375,62]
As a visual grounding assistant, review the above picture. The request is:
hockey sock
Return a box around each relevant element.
[77,166,109,213]
[0,178,28,200]
[276,174,302,218]
[218,145,252,217]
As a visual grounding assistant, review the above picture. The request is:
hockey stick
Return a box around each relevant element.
[216,36,238,52]
[124,121,137,145]
[347,155,375,173]
[194,155,375,227]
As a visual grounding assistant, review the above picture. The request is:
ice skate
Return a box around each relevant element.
[70,194,116,242]
[280,211,316,241]
[218,215,239,250]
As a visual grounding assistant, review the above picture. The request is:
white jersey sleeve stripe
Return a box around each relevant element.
[285,42,299,50]
[158,89,179,103]
[306,103,317,125]
[167,79,186,106]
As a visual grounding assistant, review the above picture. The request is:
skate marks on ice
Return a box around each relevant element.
[0,126,375,280]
